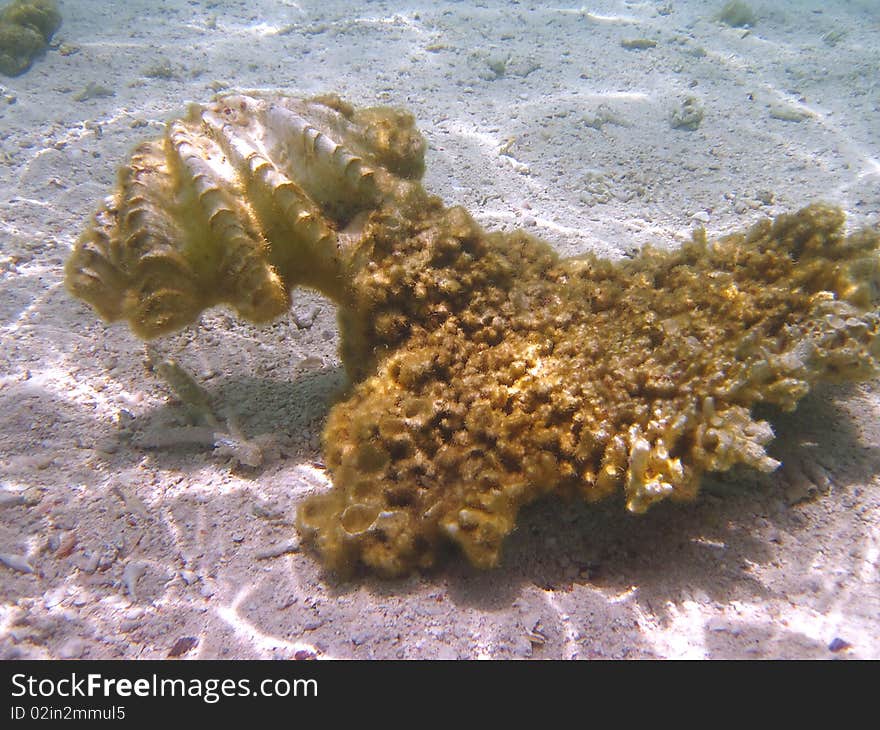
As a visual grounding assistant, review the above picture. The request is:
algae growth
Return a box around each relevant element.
[717,1,757,28]
[0,0,60,76]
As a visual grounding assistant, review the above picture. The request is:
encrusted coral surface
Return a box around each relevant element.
[0,0,60,76]
[66,93,880,576]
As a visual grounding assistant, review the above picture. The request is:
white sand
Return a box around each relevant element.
[0,0,878,659]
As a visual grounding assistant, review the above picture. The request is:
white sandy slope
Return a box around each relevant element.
[0,0,878,659]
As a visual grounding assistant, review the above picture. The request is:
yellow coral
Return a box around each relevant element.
[65,93,880,576]
[65,93,426,339]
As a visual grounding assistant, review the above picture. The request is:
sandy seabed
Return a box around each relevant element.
[0,0,878,659]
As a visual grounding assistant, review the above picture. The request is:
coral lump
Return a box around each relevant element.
[0,0,60,76]
[717,1,757,28]
[65,92,880,576]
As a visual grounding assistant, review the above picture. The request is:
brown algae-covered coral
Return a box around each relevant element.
[66,92,880,576]
[0,0,60,76]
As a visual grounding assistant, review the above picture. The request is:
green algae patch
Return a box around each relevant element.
[717,1,757,28]
[0,0,61,76]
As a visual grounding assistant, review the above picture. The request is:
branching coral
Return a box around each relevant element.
[0,0,60,76]
[65,92,880,576]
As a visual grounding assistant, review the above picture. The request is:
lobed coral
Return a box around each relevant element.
[65,92,426,350]
[66,92,880,576]
[0,0,60,76]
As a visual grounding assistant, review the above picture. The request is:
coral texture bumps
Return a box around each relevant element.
[65,93,880,576]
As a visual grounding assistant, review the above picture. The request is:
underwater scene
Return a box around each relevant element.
[0,0,878,659]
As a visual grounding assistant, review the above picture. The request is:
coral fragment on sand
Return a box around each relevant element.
[66,92,880,576]
[717,1,757,28]
[65,93,425,344]
[0,0,60,76]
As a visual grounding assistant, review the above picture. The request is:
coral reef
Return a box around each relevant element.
[0,0,60,76]
[66,92,880,576]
